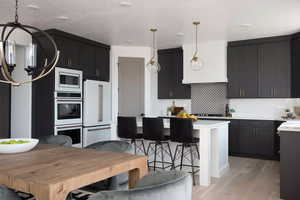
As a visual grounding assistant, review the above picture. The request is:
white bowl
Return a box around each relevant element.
[0,138,39,154]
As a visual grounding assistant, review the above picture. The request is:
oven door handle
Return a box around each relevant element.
[87,127,111,132]
[56,98,82,102]
[56,125,82,130]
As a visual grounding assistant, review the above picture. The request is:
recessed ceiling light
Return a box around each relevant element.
[240,24,252,28]
[120,1,132,7]
[176,32,184,37]
[56,16,69,21]
[26,4,40,10]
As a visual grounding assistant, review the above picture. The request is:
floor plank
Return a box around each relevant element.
[192,157,280,200]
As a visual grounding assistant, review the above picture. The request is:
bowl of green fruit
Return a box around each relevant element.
[0,138,39,154]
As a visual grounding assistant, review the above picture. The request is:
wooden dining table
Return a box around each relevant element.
[0,144,148,200]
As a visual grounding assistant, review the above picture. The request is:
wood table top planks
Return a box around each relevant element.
[0,144,148,200]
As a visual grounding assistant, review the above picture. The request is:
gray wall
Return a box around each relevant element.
[191,83,228,114]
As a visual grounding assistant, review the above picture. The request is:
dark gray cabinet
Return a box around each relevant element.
[203,117,279,159]
[238,120,275,157]
[228,36,295,98]
[34,29,110,82]
[259,40,291,98]
[158,48,191,99]
[0,83,10,138]
[227,45,258,98]
[32,29,110,138]
[279,131,300,200]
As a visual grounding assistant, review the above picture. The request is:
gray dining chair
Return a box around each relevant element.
[0,186,21,200]
[39,135,72,147]
[84,140,133,191]
[87,171,192,200]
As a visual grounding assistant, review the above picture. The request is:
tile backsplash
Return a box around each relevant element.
[191,83,228,114]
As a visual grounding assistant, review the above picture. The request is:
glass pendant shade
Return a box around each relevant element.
[26,43,37,68]
[146,59,161,72]
[147,28,161,73]
[191,56,204,71]
[5,40,16,66]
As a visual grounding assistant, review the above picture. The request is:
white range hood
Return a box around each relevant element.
[182,40,228,84]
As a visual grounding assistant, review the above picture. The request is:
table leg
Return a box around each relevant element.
[32,185,69,200]
[128,159,148,189]
[199,127,212,186]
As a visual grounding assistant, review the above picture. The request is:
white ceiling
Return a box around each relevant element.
[0,0,300,48]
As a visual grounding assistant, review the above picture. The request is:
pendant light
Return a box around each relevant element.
[191,21,204,71]
[147,28,161,72]
[0,0,60,86]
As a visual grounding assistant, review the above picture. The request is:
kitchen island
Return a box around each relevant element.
[137,119,230,186]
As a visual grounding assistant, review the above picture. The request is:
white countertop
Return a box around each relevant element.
[278,121,300,132]
[160,115,289,121]
[137,118,230,129]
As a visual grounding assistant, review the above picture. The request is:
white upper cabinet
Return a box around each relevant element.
[182,40,228,84]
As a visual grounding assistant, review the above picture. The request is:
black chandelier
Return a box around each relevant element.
[0,0,60,86]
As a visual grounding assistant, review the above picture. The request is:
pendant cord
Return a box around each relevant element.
[195,24,198,53]
[15,0,19,23]
[153,31,155,57]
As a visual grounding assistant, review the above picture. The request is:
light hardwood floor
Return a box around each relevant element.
[193,157,280,200]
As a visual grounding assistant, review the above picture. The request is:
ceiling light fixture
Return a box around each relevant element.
[56,16,69,21]
[176,32,184,37]
[26,4,40,10]
[0,0,60,86]
[146,28,161,73]
[191,21,204,71]
[120,1,132,7]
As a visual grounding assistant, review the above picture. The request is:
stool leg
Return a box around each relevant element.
[180,144,185,170]
[141,140,147,155]
[173,144,179,170]
[189,145,196,185]
[154,142,158,171]
[166,142,174,169]
[195,143,200,159]
[161,143,165,170]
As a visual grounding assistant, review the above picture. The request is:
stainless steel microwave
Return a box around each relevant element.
[55,67,82,93]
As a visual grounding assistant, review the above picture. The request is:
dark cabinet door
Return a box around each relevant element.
[0,83,10,138]
[254,121,275,157]
[227,47,241,98]
[158,48,191,99]
[291,37,300,97]
[79,42,95,80]
[95,47,110,82]
[229,120,240,154]
[158,51,176,99]
[259,41,291,98]
[54,35,80,69]
[227,45,259,98]
[174,49,191,99]
[238,121,256,155]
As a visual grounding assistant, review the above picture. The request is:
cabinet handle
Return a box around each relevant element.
[243,89,245,97]
[239,89,242,97]
[253,128,256,136]
[169,91,173,97]
[270,88,273,97]
[273,88,276,97]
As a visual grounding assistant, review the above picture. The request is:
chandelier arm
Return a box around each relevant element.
[0,43,15,83]
[19,51,60,85]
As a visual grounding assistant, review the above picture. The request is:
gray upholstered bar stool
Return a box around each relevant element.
[80,140,133,193]
[0,187,21,200]
[39,135,72,147]
[87,171,192,200]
